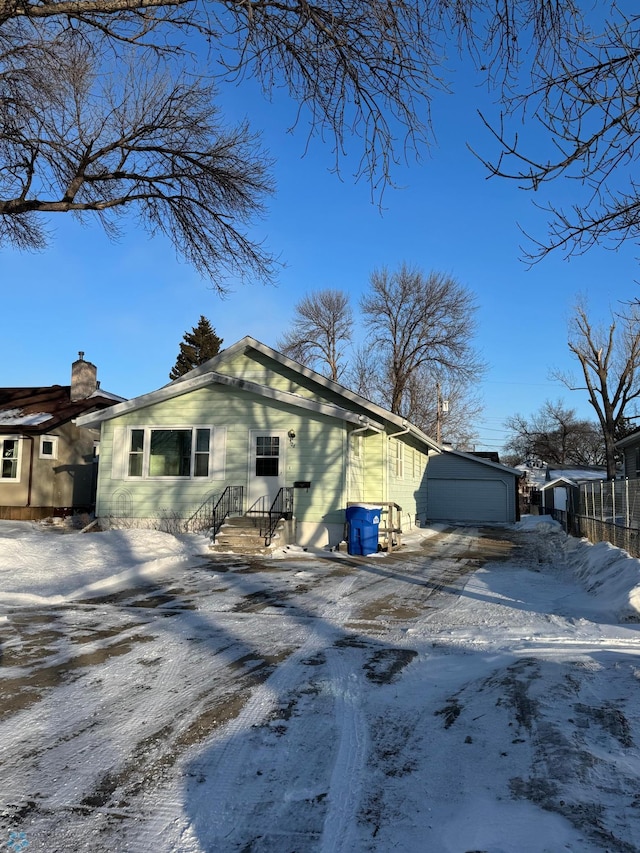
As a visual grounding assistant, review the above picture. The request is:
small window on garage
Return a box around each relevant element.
[40,435,58,460]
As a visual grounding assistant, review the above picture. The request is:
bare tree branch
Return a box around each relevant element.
[277,288,353,382]
[503,398,605,467]
[360,263,486,418]
[2,0,620,275]
[551,299,640,478]
[405,366,483,449]
[473,6,640,262]
[0,45,275,289]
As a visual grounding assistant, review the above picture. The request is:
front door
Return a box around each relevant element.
[248,430,286,510]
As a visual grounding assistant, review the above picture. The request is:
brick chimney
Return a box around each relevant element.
[71,351,98,401]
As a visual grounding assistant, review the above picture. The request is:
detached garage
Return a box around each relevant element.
[426,450,520,524]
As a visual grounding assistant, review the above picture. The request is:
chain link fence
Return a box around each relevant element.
[543,479,640,558]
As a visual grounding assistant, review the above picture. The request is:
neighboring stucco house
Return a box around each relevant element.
[76,336,521,547]
[0,354,124,520]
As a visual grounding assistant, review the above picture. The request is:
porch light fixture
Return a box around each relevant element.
[288,429,296,447]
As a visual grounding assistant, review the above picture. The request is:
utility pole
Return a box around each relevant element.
[436,382,449,444]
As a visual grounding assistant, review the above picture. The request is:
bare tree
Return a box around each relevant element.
[277,289,352,382]
[552,301,640,479]
[0,2,447,194]
[341,341,482,447]
[0,42,275,290]
[360,264,486,418]
[503,399,605,468]
[1,0,611,279]
[0,0,450,275]
[475,7,640,262]
[342,343,380,404]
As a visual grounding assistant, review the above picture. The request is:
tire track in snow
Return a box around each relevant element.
[318,645,368,853]
[184,573,364,848]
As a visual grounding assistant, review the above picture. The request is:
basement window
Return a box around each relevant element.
[40,435,58,460]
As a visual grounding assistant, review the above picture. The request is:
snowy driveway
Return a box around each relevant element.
[1,521,640,852]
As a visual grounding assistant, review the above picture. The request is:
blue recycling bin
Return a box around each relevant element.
[346,504,381,555]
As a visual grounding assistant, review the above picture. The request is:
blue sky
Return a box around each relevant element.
[2,49,639,454]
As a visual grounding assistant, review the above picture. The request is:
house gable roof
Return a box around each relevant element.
[75,336,521,477]
[77,370,385,429]
[76,336,421,437]
[170,335,413,429]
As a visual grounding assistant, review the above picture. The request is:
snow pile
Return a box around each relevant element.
[516,514,640,622]
[564,538,640,622]
[0,522,206,605]
[3,517,640,621]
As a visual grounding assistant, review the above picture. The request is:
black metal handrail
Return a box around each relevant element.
[263,486,294,546]
[187,485,243,534]
[212,486,244,536]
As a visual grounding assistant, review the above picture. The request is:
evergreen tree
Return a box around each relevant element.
[169,316,222,380]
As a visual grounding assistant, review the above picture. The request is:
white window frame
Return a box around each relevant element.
[1,435,22,481]
[393,439,404,479]
[124,425,215,480]
[39,434,59,460]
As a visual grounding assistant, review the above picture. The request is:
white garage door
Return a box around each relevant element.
[428,478,509,523]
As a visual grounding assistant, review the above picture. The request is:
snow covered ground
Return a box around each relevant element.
[1,517,640,852]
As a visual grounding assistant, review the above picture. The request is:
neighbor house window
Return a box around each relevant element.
[635,446,640,478]
[126,426,211,478]
[1,436,20,480]
[39,435,58,460]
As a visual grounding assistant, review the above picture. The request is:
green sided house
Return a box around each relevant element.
[75,336,521,548]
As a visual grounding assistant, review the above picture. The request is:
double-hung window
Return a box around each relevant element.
[1,436,20,480]
[393,439,404,479]
[126,427,212,479]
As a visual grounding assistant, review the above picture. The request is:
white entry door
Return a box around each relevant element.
[248,430,287,510]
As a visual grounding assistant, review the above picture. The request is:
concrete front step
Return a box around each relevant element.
[210,515,286,555]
